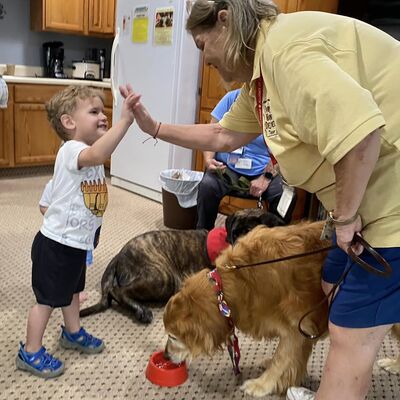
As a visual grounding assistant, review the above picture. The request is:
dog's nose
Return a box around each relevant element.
[163,349,170,360]
[163,342,171,360]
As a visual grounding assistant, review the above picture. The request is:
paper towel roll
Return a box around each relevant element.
[0,77,8,108]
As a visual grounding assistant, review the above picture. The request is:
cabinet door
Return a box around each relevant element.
[44,0,86,33]
[200,66,229,110]
[297,0,338,13]
[88,0,115,35]
[0,86,14,167]
[275,0,299,13]
[275,0,338,13]
[14,104,61,166]
[200,65,242,110]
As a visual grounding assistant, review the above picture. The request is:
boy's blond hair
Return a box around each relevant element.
[45,85,105,141]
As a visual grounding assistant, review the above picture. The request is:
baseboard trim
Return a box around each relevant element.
[110,176,162,203]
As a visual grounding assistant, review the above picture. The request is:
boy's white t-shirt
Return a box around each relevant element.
[39,179,53,208]
[40,140,106,250]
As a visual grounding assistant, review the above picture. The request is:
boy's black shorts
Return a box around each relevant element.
[31,231,87,307]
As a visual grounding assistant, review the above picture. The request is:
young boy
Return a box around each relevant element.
[16,84,139,378]
[39,178,99,304]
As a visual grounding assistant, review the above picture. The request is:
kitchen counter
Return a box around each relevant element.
[1,72,114,170]
[3,75,111,88]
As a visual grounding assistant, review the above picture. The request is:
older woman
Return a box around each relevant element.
[122,1,400,399]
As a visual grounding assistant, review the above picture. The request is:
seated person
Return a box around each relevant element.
[196,89,295,230]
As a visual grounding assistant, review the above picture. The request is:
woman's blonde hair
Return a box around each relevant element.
[186,0,279,71]
[45,85,104,141]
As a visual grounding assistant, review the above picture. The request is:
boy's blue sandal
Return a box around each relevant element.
[59,326,105,354]
[16,342,64,378]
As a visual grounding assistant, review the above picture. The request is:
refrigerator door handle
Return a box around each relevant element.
[111,27,120,106]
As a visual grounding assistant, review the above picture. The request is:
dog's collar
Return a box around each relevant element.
[208,268,241,375]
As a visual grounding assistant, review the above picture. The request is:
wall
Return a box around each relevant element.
[338,0,400,40]
[0,0,112,75]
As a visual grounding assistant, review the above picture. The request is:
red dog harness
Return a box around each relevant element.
[208,268,241,375]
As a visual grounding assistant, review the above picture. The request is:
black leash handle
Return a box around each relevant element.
[299,234,393,340]
[347,235,392,277]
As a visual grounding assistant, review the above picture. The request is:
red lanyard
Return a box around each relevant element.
[256,76,264,123]
[256,75,277,165]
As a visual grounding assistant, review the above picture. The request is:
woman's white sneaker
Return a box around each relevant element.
[286,386,316,400]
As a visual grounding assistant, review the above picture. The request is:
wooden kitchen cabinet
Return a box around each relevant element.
[37,0,86,34]
[199,66,231,111]
[0,85,14,167]
[14,85,63,166]
[88,0,115,36]
[30,0,115,37]
[275,0,338,13]
[0,84,112,168]
[14,102,61,166]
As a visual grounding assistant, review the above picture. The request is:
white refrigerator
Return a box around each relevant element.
[110,0,201,202]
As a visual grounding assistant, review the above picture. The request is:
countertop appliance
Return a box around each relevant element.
[110,0,200,201]
[42,41,66,78]
[72,60,100,80]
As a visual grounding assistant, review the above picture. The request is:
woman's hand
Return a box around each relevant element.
[335,214,364,255]
[265,160,279,177]
[206,159,226,172]
[249,175,270,197]
[119,85,158,136]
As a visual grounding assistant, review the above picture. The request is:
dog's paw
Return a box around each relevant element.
[377,357,400,374]
[135,308,153,324]
[240,377,275,398]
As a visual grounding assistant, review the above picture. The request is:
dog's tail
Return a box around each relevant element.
[79,255,118,317]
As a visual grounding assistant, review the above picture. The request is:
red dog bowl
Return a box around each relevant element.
[145,350,188,387]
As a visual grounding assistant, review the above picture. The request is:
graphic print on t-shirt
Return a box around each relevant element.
[81,179,108,217]
[263,97,277,138]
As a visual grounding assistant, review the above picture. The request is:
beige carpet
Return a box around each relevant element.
[0,168,399,400]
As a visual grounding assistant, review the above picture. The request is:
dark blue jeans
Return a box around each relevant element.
[196,169,291,230]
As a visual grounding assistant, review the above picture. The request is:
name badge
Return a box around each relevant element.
[235,158,252,169]
[277,184,295,218]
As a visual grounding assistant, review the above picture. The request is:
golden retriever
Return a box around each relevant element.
[163,220,331,397]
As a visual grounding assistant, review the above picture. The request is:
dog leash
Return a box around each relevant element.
[298,235,392,339]
[220,234,392,340]
[222,245,335,270]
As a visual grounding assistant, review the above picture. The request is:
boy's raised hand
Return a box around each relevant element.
[119,84,140,124]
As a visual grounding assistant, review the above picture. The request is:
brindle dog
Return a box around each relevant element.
[80,209,285,323]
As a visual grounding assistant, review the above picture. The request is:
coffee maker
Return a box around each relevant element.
[42,41,66,78]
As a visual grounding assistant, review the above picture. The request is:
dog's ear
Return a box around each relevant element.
[163,270,230,357]
[226,209,268,245]
[231,215,261,243]
[225,214,235,238]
